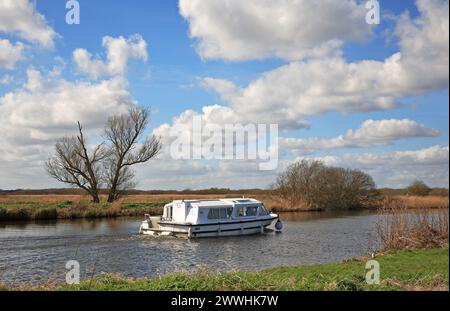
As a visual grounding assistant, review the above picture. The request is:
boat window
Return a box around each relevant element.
[259,204,269,216]
[237,206,246,217]
[219,207,233,219]
[236,206,258,217]
[207,208,220,219]
[246,206,258,216]
[208,207,233,219]
[226,207,233,218]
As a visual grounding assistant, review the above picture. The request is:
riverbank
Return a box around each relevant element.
[0,193,448,221]
[0,194,169,220]
[2,248,448,291]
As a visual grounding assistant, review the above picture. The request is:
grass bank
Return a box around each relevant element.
[0,195,170,221]
[2,248,448,291]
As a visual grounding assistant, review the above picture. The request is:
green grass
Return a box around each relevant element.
[121,201,170,210]
[57,200,73,209]
[14,248,445,291]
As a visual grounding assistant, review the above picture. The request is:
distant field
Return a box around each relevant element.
[0,193,448,221]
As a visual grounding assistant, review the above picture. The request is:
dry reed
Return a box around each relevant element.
[376,197,449,250]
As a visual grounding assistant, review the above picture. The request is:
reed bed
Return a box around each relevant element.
[387,195,449,209]
[376,197,449,250]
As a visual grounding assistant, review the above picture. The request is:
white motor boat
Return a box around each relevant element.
[139,198,282,238]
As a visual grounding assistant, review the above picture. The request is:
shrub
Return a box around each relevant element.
[273,160,379,210]
[407,180,432,196]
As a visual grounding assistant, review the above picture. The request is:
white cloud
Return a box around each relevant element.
[0,68,134,146]
[73,34,148,79]
[133,158,279,190]
[281,119,440,155]
[0,39,24,69]
[199,0,449,129]
[152,105,241,162]
[0,0,57,48]
[154,104,246,141]
[202,57,398,129]
[0,67,137,189]
[308,145,449,188]
[394,0,449,93]
[179,0,371,61]
[153,104,282,164]
[347,119,440,142]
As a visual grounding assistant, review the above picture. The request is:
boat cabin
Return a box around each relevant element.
[162,198,270,224]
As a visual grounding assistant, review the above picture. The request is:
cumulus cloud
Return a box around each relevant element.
[179,0,371,61]
[199,0,449,129]
[0,67,138,189]
[132,158,279,190]
[0,68,134,146]
[73,34,148,79]
[281,119,440,155]
[202,57,399,129]
[394,0,449,93]
[0,0,57,48]
[154,104,251,141]
[308,145,449,188]
[153,105,251,159]
[0,39,24,69]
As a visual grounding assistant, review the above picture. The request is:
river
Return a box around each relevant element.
[0,210,381,285]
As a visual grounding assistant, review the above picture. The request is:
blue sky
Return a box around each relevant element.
[0,0,448,189]
[34,0,295,124]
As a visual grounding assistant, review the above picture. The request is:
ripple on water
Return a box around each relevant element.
[0,211,390,285]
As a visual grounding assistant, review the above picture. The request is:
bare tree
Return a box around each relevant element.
[45,108,161,203]
[104,108,161,202]
[274,160,326,207]
[45,122,108,203]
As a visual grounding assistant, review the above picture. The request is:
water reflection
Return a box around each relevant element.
[278,210,374,222]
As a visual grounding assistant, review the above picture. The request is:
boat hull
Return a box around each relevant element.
[140,216,279,238]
